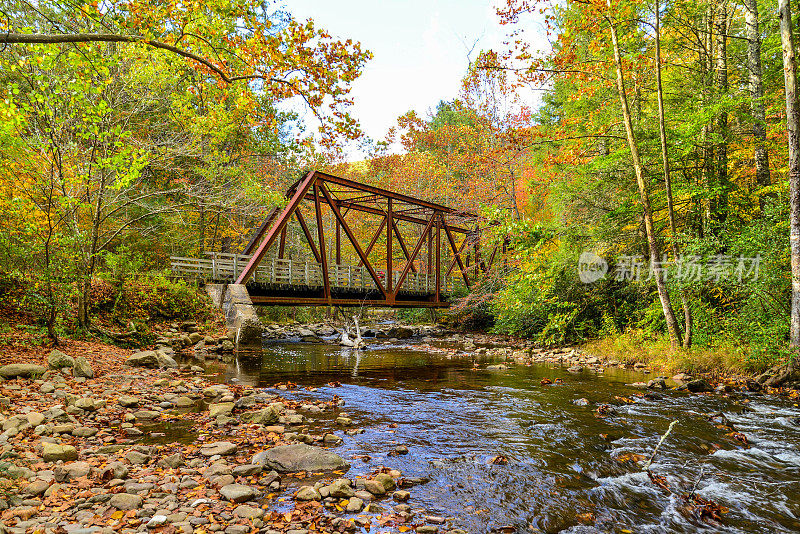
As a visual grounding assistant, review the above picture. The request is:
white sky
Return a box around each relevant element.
[286,0,543,158]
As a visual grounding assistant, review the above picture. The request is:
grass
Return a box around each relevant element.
[582,329,768,377]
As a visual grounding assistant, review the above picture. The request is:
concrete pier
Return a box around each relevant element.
[206,284,263,346]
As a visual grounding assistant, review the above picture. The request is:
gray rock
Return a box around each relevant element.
[232,505,264,519]
[72,427,98,437]
[687,379,711,393]
[232,464,262,477]
[74,397,101,412]
[242,407,279,425]
[100,462,128,480]
[200,441,237,456]
[0,364,46,379]
[23,480,49,496]
[156,351,178,369]
[212,474,235,487]
[294,486,321,501]
[125,451,150,465]
[647,378,667,390]
[346,496,364,511]
[375,473,396,491]
[393,490,410,502]
[109,493,143,510]
[54,461,91,481]
[209,403,234,418]
[26,412,45,426]
[125,351,160,368]
[175,396,194,407]
[322,433,343,445]
[204,463,232,478]
[219,483,258,503]
[387,326,414,339]
[160,454,184,469]
[252,443,349,473]
[47,350,74,369]
[325,479,354,498]
[118,396,139,408]
[73,357,94,379]
[146,515,168,528]
[364,479,386,495]
[42,443,77,462]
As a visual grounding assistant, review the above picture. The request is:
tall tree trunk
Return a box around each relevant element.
[655,0,692,347]
[744,0,771,213]
[79,166,107,330]
[714,0,729,222]
[701,2,715,236]
[778,0,800,348]
[608,17,681,349]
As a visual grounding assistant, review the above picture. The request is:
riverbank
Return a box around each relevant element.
[0,322,463,534]
[1,317,800,533]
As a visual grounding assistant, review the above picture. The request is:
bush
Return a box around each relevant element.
[94,272,213,322]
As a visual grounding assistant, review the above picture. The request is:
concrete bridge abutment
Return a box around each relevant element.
[206,284,263,346]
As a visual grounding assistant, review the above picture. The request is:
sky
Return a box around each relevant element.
[286,0,529,157]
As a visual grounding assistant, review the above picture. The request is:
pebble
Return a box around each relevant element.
[147,515,168,528]
[295,486,321,501]
[346,497,364,512]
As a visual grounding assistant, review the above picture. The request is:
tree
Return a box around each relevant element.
[0,0,372,330]
[744,0,771,209]
[1,0,372,148]
[607,10,682,349]
[778,0,800,348]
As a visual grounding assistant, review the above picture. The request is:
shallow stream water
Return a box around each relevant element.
[207,339,800,533]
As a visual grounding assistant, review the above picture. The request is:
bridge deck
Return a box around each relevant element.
[171,253,460,306]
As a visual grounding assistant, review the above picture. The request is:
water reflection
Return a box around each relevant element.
[207,340,800,533]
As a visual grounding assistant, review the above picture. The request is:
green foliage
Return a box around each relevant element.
[93,273,213,322]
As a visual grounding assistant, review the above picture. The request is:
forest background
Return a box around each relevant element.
[2,0,800,374]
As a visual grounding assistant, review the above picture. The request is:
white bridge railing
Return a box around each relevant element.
[170,252,458,295]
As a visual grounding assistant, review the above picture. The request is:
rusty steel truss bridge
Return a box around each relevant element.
[171,170,501,308]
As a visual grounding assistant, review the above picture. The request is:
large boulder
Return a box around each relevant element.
[155,350,178,369]
[0,364,46,379]
[125,350,177,369]
[125,351,159,368]
[47,350,74,369]
[252,443,350,473]
[73,357,94,378]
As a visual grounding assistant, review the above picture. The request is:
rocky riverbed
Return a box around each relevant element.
[0,322,468,534]
[1,319,798,534]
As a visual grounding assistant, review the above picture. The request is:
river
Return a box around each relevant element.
[204,337,800,534]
